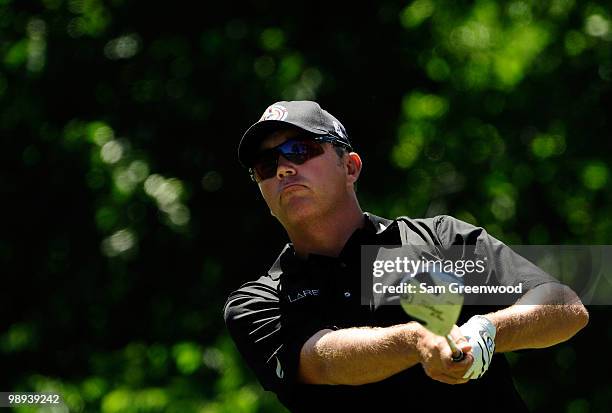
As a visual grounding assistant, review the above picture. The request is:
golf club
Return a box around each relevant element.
[399,271,465,361]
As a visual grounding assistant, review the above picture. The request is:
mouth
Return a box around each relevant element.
[280,183,306,192]
[278,182,308,195]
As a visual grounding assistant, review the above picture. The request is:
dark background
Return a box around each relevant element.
[1,0,611,412]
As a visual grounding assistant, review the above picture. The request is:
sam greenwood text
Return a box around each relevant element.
[372,282,524,295]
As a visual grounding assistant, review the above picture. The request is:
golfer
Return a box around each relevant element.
[224,101,588,412]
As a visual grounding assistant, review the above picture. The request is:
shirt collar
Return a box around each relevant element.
[364,212,394,235]
[267,212,398,279]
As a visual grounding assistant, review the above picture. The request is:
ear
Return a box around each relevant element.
[345,152,362,185]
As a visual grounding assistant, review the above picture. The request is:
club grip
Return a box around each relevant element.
[451,349,465,362]
[446,334,465,362]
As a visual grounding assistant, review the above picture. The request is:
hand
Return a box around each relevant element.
[416,324,474,385]
[459,315,496,379]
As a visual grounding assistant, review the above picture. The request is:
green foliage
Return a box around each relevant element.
[1,1,611,412]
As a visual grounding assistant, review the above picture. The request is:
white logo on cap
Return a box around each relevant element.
[261,104,288,121]
[333,120,345,138]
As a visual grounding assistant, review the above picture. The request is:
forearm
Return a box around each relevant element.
[485,283,589,353]
[298,323,423,385]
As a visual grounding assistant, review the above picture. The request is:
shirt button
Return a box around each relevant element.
[344,291,351,298]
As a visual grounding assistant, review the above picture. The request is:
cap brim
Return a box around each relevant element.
[238,120,325,167]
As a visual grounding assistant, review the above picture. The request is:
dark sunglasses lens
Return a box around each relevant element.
[252,139,326,182]
[253,151,278,181]
[279,140,324,164]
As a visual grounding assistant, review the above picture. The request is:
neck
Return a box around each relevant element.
[285,202,364,258]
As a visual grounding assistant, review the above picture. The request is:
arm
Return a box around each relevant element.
[431,216,589,353]
[298,322,472,386]
[484,283,589,353]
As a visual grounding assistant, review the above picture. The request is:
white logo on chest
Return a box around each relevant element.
[287,289,320,303]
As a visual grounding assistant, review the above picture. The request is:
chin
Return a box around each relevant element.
[278,200,321,226]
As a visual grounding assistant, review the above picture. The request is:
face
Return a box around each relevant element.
[254,128,360,227]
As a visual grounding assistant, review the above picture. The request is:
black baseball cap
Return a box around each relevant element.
[238,100,352,167]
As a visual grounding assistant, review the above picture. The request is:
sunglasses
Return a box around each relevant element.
[249,135,352,182]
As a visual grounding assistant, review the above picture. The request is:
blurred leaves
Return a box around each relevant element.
[1,1,611,412]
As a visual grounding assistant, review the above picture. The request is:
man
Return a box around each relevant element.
[224,101,589,412]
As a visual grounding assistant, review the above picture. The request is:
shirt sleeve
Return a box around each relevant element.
[432,215,559,305]
[277,288,340,391]
[223,277,296,404]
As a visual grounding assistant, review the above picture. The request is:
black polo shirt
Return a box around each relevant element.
[224,213,557,412]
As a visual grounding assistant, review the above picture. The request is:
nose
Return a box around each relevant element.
[276,155,297,179]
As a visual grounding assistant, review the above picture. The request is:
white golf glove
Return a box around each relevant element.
[460,315,496,379]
